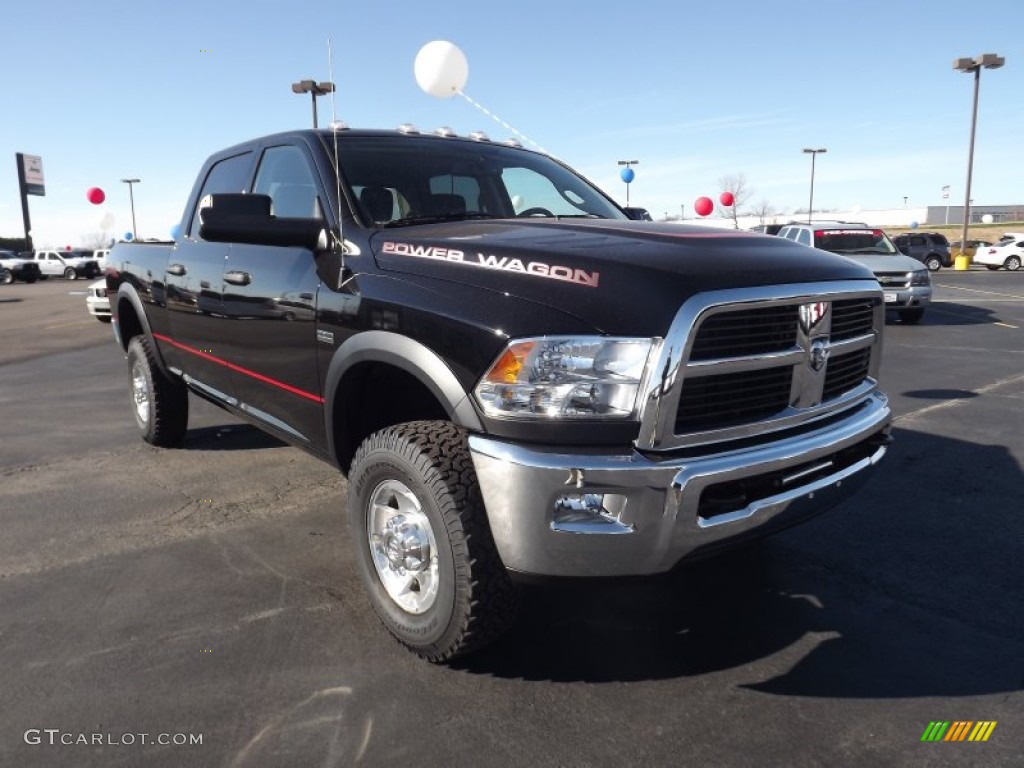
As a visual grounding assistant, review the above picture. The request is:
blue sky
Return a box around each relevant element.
[1,0,1021,247]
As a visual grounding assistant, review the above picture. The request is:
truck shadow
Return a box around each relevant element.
[183,424,288,451]
[453,427,1023,698]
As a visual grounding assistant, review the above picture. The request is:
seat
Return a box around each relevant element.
[360,187,394,223]
[424,193,466,217]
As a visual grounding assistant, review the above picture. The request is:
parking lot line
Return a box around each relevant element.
[895,370,1024,423]
[933,283,1024,300]
[924,305,1019,328]
[42,320,93,330]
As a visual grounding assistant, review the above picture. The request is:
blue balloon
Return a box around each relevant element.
[170,223,181,240]
[910,221,919,229]
[620,167,635,184]
[124,231,134,241]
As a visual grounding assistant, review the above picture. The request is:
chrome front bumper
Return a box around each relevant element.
[469,393,891,577]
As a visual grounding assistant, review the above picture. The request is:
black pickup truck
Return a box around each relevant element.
[108,127,892,661]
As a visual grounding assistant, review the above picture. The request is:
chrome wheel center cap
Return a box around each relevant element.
[383,515,430,572]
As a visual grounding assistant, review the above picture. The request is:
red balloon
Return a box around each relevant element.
[694,196,714,217]
[86,187,106,205]
[65,244,72,250]
[719,191,735,207]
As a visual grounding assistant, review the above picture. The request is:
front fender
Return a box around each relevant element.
[323,330,484,460]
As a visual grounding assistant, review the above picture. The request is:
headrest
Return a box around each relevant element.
[360,187,394,223]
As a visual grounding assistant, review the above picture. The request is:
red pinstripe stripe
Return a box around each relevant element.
[153,332,324,404]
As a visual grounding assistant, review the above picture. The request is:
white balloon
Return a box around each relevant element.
[414,40,468,99]
[100,211,116,230]
[981,213,994,224]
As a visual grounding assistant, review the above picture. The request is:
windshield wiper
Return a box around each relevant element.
[382,212,500,228]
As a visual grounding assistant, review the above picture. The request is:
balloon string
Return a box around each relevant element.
[456,90,551,156]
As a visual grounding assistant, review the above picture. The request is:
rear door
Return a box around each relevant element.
[219,142,325,446]
[164,150,255,403]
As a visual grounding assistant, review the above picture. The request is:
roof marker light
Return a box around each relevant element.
[328,120,349,132]
[397,123,420,134]
[469,131,491,142]
[434,126,457,138]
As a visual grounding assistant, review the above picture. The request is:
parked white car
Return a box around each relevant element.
[974,238,1023,271]
[85,278,111,322]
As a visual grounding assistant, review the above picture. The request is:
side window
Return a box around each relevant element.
[796,229,812,246]
[189,152,254,238]
[252,145,323,219]
[910,235,926,247]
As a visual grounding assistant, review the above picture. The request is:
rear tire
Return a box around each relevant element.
[347,421,519,662]
[126,336,188,446]
[900,308,925,324]
[1005,256,1021,272]
[64,267,77,280]
[924,254,942,272]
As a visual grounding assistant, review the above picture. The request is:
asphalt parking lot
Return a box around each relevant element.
[1,271,1021,767]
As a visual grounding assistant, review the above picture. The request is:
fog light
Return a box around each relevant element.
[551,493,631,534]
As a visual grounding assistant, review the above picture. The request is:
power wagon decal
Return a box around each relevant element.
[381,241,600,288]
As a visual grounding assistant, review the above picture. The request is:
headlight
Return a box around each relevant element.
[474,336,655,419]
[910,270,930,286]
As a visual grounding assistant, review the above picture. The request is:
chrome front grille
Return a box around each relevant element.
[636,281,885,451]
[689,305,798,360]
[676,366,793,432]
[876,272,911,289]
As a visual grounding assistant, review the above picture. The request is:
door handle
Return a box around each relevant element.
[224,270,251,286]
[166,263,186,276]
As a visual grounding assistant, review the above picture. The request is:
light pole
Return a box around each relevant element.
[954,53,1004,256]
[802,148,826,224]
[617,160,638,206]
[121,178,140,240]
[942,185,951,225]
[291,79,335,129]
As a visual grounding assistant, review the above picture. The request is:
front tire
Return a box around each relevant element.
[126,336,188,446]
[924,254,942,272]
[64,267,77,280]
[347,421,519,662]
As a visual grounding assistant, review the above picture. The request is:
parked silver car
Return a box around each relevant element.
[777,221,932,324]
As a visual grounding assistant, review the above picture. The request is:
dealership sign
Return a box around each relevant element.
[18,153,45,196]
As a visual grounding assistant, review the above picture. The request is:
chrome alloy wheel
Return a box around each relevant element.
[366,479,440,614]
[131,361,151,425]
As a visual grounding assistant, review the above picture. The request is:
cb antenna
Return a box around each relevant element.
[326,37,350,285]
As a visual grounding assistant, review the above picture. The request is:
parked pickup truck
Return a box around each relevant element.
[0,250,42,284]
[108,127,892,661]
[31,249,101,280]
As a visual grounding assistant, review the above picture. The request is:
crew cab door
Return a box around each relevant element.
[164,150,254,402]
[219,144,324,446]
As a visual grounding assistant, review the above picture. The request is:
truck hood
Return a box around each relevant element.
[368,220,876,335]
[832,252,927,274]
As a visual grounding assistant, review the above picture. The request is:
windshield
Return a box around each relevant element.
[332,135,627,227]
[815,229,899,255]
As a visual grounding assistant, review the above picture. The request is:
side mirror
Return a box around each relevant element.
[622,206,653,221]
[199,193,328,250]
